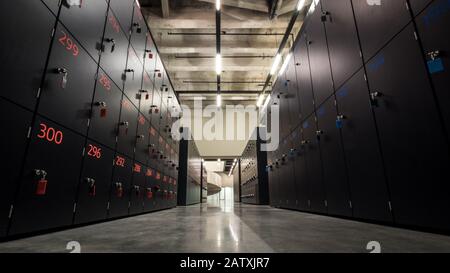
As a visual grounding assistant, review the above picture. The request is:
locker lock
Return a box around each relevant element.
[145,49,154,59]
[34,169,48,196]
[56,68,68,89]
[321,11,331,22]
[85,178,96,197]
[427,50,441,61]
[124,69,135,80]
[137,134,145,140]
[138,89,150,100]
[370,92,383,107]
[336,115,346,129]
[95,101,107,107]
[134,185,140,196]
[316,130,324,136]
[289,148,297,156]
[104,38,116,53]
[119,121,129,135]
[132,22,142,34]
[146,188,153,199]
[115,182,123,198]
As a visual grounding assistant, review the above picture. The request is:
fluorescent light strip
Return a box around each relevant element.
[217,94,222,107]
[216,54,222,75]
[279,53,292,76]
[256,94,265,108]
[270,54,282,75]
[297,0,305,11]
[216,0,221,10]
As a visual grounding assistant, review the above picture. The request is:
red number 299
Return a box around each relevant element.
[58,30,79,57]
[37,123,63,145]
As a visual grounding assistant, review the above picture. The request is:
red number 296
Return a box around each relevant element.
[87,144,102,159]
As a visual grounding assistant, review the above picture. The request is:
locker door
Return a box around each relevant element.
[74,142,114,225]
[279,138,296,209]
[316,97,351,217]
[286,57,302,131]
[144,35,157,77]
[108,154,132,218]
[59,0,108,60]
[148,125,159,169]
[140,71,155,116]
[123,47,144,107]
[10,117,84,235]
[130,4,147,61]
[416,0,450,142]
[39,23,96,135]
[135,114,150,165]
[150,90,162,128]
[88,69,122,149]
[275,79,291,139]
[336,69,392,222]
[321,0,363,89]
[306,6,334,107]
[117,98,138,158]
[285,134,299,209]
[292,127,310,210]
[352,0,412,61]
[367,24,450,229]
[154,57,165,98]
[409,0,433,16]
[109,0,134,35]
[100,9,129,88]
[42,0,60,14]
[0,99,33,237]
[0,0,55,110]
[153,170,163,210]
[294,34,315,119]
[143,167,157,212]
[129,162,145,215]
[302,115,326,213]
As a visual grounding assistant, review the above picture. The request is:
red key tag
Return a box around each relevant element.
[89,184,96,197]
[149,53,153,59]
[147,189,153,199]
[117,187,123,198]
[100,107,107,118]
[36,178,48,196]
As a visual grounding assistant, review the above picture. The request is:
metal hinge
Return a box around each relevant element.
[349,201,353,209]
[82,147,85,157]
[414,31,418,41]
[324,200,328,207]
[87,118,90,127]
[27,126,32,139]
[388,201,392,212]
[36,88,41,98]
[73,203,77,213]
[364,73,368,82]
[405,1,410,11]
[8,205,14,219]
[107,202,110,210]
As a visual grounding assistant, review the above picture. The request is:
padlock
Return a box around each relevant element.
[56,68,68,89]
[34,169,48,196]
[120,121,129,135]
[370,92,382,107]
[86,178,96,197]
[116,182,123,198]
[145,49,153,59]
[134,185,140,197]
[104,38,115,52]
[95,102,107,118]
[336,115,346,129]
[125,69,135,80]
[146,188,153,199]
[132,22,142,33]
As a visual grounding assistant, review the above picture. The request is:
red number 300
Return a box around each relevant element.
[37,123,63,145]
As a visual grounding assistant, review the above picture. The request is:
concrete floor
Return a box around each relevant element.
[1,202,450,253]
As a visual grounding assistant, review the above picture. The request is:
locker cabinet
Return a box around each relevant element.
[416,0,450,142]
[292,127,310,211]
[293,33,315,119]
[352,0,412,61]
[58,0,108,60]
[42,0,60,15]
[99,9,129,88]
[74,142,114,225]
[0,100,33,237]
[123,47,144,107]
[109,0,135,37]
[335,69,392,222]
[39,23,97,135]
[302,115,327,213]
[306,5,334,107]
[0,0,55,110]
[144,35,158,77]
[316,97,351,217]
[135,114,150,165]
[285,55,302,131]
[409,0,434,16]
[108,154,133,218]
[129,161,145,215]
[10,117,84,235]
[130,4,147,61]
[321,0,362,89]
[367,24,450,229]
[88,68,122,149]
[116,98,138,158]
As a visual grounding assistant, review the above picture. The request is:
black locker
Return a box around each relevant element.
[88,68,122,149]
[10,117,84,235]
[271,146,282,206]
[0,0,55,110]
[74,142,114,225]
[129,161,145,215]
[321,0,362,89]
[335,69,392,222]
[409,0,434,16]
[108,154,133,218]
[292,127,310,211]
[109,0,134,37]
[153,57,165,102]
[99,9,129,88]
[302,115,327,213]
[144,35,158,78]
[143,166,157,212]
[284,135,298,209]
[135,114,150,165]
[148,125,159,169]
[116,98,138,158]
[123,47,144,107]
[306,5,334,107]
[130,4,147,61]
[150,90,162,128]
[0,99,33,237]
[42,0,60,15]
[274,79,291,139]
[316,97,351,217]
[293,33,315,119]
[140,71,155,113]
[367,24,450,229]
[352,0,412,61]
[58,0,108,60]
[416,0,450,142]
[285,55,302,131]
[39,23,97,136]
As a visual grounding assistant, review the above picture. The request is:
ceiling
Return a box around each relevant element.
[140,0,307,104]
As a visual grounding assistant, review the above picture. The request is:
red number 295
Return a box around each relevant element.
[37,123,63,145]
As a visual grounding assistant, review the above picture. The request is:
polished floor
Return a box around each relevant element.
[1,201,450,253]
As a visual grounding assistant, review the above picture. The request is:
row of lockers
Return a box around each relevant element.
[0,0,181,238]
[267,0,450,232]
[239,130,269,205]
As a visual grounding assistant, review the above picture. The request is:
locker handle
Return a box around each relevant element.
[427,50,441,61]
[321,11,331,22]
[104,38,116,53]
[95,101,107,107]
[124,69,135,80]
[132,22,142,34]
[56,68,68,89]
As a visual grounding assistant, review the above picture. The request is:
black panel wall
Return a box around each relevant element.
[0,0,180,239]
[267,0,450,232]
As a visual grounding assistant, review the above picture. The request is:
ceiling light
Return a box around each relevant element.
[279,53,292,76]
[256,94,265,108]
[217,94,222,107]
[270,54,282,75]
[296,0,306,11]
[216,54,222,75]
[216,0,221,10]
[263,94,271,109]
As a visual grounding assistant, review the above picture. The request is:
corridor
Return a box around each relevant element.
[2,203,450,253]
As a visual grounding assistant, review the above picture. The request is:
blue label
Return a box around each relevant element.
[368,55,385,71]
[336,119,343,129]
[428,58,445,74]
[303,121,309,129]
[337,87,349,98]
[423,0,450,27]
[318,107,325,116]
